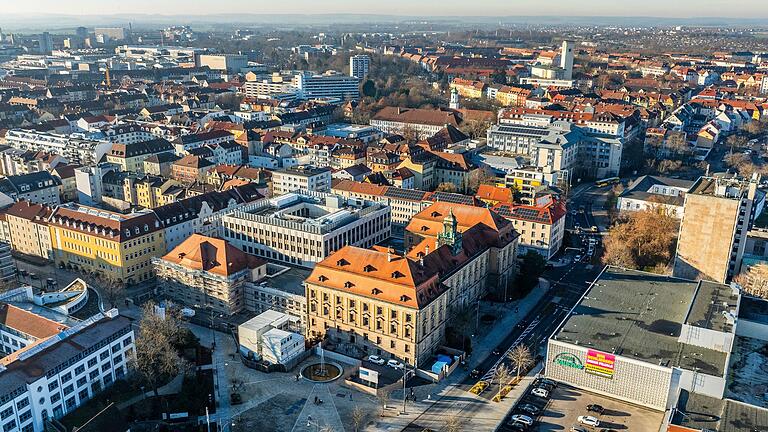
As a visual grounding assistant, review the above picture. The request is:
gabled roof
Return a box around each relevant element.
[0,303,69,339]
[406,201,509,237]
[476,185,513,203]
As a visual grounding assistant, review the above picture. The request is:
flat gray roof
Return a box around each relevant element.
[553,267,728,377]
[673,390,768,432]
[738,296,768,324]
[263,265,311,296]
[685,281,738,333]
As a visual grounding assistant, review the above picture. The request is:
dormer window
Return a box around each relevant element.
[337,258,350,266]
[400,295,411,302]
[344,281,355,288]
[363,264,376,273]
[391,271,404,279]
[421,226,429,231]
[318,275,328,282]
[371,288,382,295]
[431,211,440,217]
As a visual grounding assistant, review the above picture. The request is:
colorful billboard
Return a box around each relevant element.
[585,349,615,379]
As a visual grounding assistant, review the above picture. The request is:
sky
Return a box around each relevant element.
[2,0,767,18]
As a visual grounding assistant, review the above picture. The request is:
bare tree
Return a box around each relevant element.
[435,182,458,193]
[97,276,124,309]
[493,364,513,400]
[602,209,679,272]
[129,301,187,396]
[507,345,534,380]
[444,416,463,432]
[351,406,367,432]
[401,125,419,144]
[377,390,391,416]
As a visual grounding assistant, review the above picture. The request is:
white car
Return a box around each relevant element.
[387,359,405,370]
[510,414,534,426]
[366,355,386,365]
[531,387,549,398]
[577,416,600,427]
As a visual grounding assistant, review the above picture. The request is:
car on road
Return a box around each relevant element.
[570,426,588,432]
[531,387,549,398]
[575,254,583,262]
[587,404,605,414]
[492,348,502,356]
[518,403,540,415]
[470,368,483,378]
[578,416,600,427]
[387,359,405,370]
[590,226,598,232]
[29,273,39,280]
[367,355,386,365]
[510,414,534,426]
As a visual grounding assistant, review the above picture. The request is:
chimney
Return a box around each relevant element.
[387,251,393,262]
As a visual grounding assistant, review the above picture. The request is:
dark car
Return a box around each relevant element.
[518,403,540,415]
[506,422,528,431]
[470,368,483,378]
[492,349,502,356]
[230,393,242,405]
[587,404,605,414]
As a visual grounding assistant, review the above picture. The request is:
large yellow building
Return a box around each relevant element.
[48,204,165,285]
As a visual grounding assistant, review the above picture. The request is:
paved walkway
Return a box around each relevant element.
[116,373,185,409]
[371,280,550,431]
[289,384,345,432]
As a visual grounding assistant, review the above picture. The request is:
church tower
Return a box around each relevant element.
[437,209,463,255]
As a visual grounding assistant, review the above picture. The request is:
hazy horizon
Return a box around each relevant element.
[3,0,768,18]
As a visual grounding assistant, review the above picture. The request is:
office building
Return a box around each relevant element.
[221,191,391,268]
[48,204,165,285]
[371,107,462,140]
[271,166,332,196]
[560,40,574,80]
[617,175,694,219]
[293,71,360,100]
[349,54,370,78]
[674,176,762,283]
[491,194,567,259]
[154,234,267,316]
[238,310,304,366]
[0,300,134,432]
[0,242,15,282]
[39,32,53,54]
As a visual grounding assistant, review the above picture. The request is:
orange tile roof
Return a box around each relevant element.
[0,304,68,339]
[307,246,444,309]
[475,185,513,203]
[405,202,509,238]
[160,234,265,277]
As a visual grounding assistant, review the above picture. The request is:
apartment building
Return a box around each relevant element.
[271,165,331,196]
[171,155,215,183]
[674,176,762,283]
[0,172,61,206]
[349,55,370,78]
[0,302,134,432]
[617,175,694,219]
[48,204,165,285]
[293,71,360,100]
[154,234,267,316]
[370,107,462,140]
[197,54,248,73]
[4,201,53,261]
[4,129,111,166]
[221,191,391,268]
[105,138,175,173]
[491,194,567,259]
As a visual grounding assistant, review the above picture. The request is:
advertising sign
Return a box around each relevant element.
[359,367,379,385]
[585,349,615,379]
[553,352,584,370]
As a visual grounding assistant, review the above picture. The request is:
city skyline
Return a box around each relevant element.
[3,0,768,18]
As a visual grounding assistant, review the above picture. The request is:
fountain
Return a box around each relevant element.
[300,342,343,382]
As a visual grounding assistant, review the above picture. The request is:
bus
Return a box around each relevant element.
[595,177,620,187]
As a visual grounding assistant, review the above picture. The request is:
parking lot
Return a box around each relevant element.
[500,381,664,431]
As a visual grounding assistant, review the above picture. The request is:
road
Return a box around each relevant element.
[399,183,613,431]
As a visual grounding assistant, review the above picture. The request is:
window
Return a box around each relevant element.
[48,381,59,392]
[61,372,72,383]
[63,385,74,396]
[74,365,85,375]
[51,393,61,403]
[76,377,87,387]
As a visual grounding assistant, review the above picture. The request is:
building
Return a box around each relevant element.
[0,172,61,206]
[105,139,175,173]
[546,267,738,411]
[674,176,761,283]
[197,54,248,73]
[560,40,574,80]
[39,32,53,54]
[349,54,370,78]
[154,234,267,316]
[305,204,517,365]
[371,107,462,140]
[271,166,331,196]
[243,266,309,330]
[617,175,694,219]
[0,301,133,432]
[94,27,127,40]
[48,204,165,285]
[4,130,111,166]
[293,71,360,100]
[221,191,391,268]
[4,201,53,261]
[491,194,566,259]
[171,155,215,183]
[238,310,304,365]
[0,242,15,282]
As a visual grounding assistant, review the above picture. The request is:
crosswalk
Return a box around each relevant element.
[479,317,542,384]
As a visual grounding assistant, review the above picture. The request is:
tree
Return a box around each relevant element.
[435,182,458,193]
[507,345,534,380]
[401,125,419,143]
[130,302,188,396]
[351,406,367,432]
[362,79,376,98]
[377,390,391,416]
[460,119,491,140]
[493,364,513,400]
[97,276,124,309]
[735,263,768,299]
[444,416,462,432]
[465,167,497,195]
[515,251,547,294]
[602,208,679,273]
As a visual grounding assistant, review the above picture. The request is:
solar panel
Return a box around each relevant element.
[385,188,426,201]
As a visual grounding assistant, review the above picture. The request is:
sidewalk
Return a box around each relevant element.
[372,280,550,431]
[116,373,185,410]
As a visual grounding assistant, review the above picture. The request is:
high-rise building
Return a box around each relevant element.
[75,26,88,39]
[349,54,370,78]
[674,175,761,283]
[560,40,574,80]
[39,32,53,54]
[293,71,360,100]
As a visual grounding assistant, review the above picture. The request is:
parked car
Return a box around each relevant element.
[539,378,558,388]
[531,387,550,398]
[470,368,483,378]
[578,416,600,427]
[587,404,605,414]
[510,415,534,426]
[570,426,588,432]
[367,355,386,365]
[519,404,540,415]
[507,422,528,431]
[387,359,405,370]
